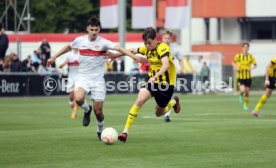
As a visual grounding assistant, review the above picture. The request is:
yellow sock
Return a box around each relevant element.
[255,95,268,111]
[164,99,176,113]
[73,103,79,111]
[124,104,140,132]
[244,96,249,106]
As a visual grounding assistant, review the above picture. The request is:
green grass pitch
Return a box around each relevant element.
[0,94,276,168]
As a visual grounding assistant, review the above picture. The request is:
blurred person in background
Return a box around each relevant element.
[21,55,34,72]
[200,62,210,93]
[112,57,125,72]
[9,53,21,72]
[251,56,276,117]
[3,54,12,72]
[182,55,194,74]
[162,30,184,74]
[0,58,4,72]
[59,49,79,119]
[40,38,51,61]
[0,23,9,60]
[31,49,41,71]
[162,30,183,122]
[232,42,257,111]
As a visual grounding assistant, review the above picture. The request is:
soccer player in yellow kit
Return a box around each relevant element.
[108,27,181,142]
[232,42,257,110]
[252,56,276,117]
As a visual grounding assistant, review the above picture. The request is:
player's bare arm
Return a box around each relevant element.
[47,43,71,67]
[108,45,148,63]
[148,56,170,83]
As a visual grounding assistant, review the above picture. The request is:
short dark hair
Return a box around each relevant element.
[242,42,250,47]
[142,27,156,41]
[87,17,101,28]
[0,23,3,30]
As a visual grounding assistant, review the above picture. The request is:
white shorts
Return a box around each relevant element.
[66,76,78,93]
[75,78,106,101]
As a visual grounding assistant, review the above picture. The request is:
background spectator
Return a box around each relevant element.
[21,55,34,72]
[0,23,9,60]
[40,39,51,61]
[31,49,41,71]
[112,58,125,72]
[3,54,12,72]
[0,58,4,72]
[9,53,21,72]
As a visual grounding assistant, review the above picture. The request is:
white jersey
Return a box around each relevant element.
[70,35,116,79]
[170,44,183,72]
[65,51,79,80]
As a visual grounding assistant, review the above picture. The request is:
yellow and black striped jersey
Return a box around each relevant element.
[268,55,276,78]
[233,52,257,79]
[137,42,176,85]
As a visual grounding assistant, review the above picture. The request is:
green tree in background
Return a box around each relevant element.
[31,0,99,33]
[0,0,138,33]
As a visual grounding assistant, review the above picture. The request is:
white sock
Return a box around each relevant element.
[69,100,75,109]
[96,120,104,133]
[165,109,172,117]
[80,101,90,113]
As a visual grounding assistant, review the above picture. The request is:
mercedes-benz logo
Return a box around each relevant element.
[44,77,57,92]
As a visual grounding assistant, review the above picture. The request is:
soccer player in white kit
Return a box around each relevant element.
[47,17,145,140]
[59,49,79,119]
[162,30,182,122]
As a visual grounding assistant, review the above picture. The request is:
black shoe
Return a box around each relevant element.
[97,132,102,141]
[164,116,171,122]
[83,105,92,127]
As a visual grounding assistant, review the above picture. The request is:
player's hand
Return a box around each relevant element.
[148,77,156,83]
[264,80,270,87]
[47,57,55,67]
[135,57,148,64]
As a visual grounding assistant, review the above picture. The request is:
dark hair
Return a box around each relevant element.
[142,27,156,41]
[242,42,250,47]
[0,23,2,30]
[162,30,173,37]
[87,17,101,28]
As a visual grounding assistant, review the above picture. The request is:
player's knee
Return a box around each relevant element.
[135,100,145,107]
[75,97,84,105]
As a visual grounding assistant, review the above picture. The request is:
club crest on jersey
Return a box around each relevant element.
[94,45,100,51]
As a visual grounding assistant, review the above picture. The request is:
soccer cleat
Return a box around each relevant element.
[251,110,260,118]
[70,112,77,119]
[164,116,171,122]
[239,96,244,104]
[97,132,102,141]
[243,105,248,111]
[83,105,92,127]
[173,96,181,113]
[118,133,128,142]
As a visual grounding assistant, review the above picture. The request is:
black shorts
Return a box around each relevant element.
[267,77,276,89]
[238,79,252,87]
[143,83,174,108]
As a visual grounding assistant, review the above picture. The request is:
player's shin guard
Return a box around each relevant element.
[255,95,268,111]
[123,104,140,133]
[164,99,176,113]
